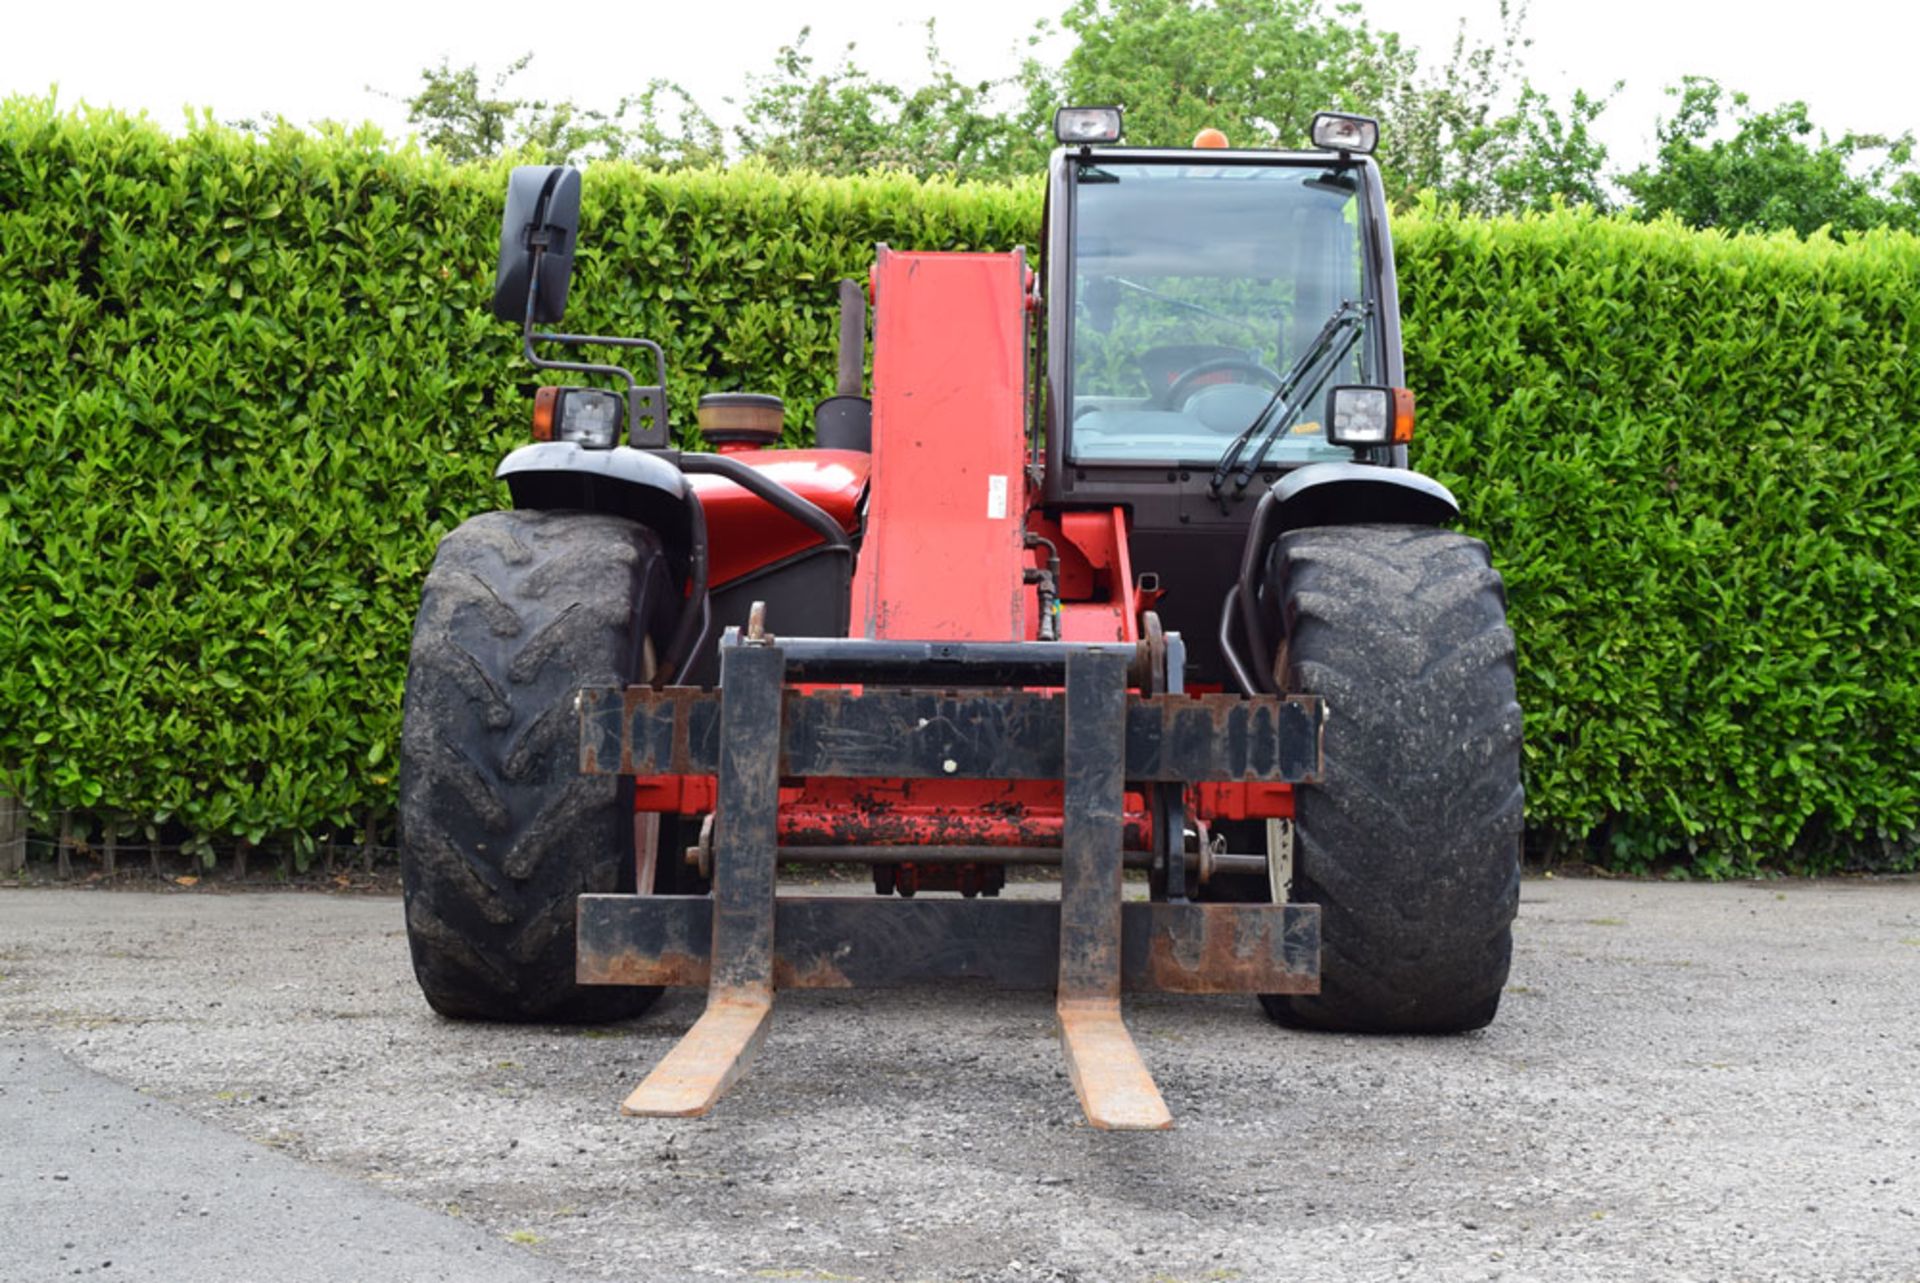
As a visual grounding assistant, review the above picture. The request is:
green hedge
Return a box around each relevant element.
[1403,210,1920,873]
[2,99,1915,874]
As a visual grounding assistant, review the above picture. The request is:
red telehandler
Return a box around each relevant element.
[398,109,1522,1128]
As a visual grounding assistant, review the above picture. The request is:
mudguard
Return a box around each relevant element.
[1263,461,1458,532]
[1225,463,1461,694]
[495,442,697,576]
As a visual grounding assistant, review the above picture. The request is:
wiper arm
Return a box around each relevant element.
[1208,300,1369,506]
[1232,307,1369,487]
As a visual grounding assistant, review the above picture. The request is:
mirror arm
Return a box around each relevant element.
[520,249,654,390]
[517,245,674,448]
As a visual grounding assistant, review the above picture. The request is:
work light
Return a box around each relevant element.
[1055,107,1123,145]
[1309,112,1379,155]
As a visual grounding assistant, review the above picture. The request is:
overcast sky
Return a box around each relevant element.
[5,0,1915,175]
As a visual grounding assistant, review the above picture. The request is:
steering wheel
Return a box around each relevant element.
[1156,357,1284,410]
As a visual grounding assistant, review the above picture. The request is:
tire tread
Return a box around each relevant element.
[1263,523,1523,1034]
[399,510,674,1024]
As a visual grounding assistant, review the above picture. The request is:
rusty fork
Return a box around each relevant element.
[620,641,782,1117]
[618,639,1172,1128]
[1055,648,1172,1130]
[601,621,1322,1128]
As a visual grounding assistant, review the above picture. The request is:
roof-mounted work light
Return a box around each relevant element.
[1055,106,1123,145]
[1309,112,1379,155]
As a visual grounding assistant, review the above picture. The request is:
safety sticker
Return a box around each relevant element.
[987,474,1009,520]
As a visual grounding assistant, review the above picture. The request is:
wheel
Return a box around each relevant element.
[398,509,681,1023]
[1261,524,1523,1033]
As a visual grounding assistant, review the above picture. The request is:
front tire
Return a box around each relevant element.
[1263,524,1523,1033]
[398,509,678,1023]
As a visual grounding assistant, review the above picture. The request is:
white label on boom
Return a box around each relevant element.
[987,474,1009,520]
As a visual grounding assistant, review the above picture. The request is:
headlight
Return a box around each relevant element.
[538,388,622,448]
[1325,385,1414,446]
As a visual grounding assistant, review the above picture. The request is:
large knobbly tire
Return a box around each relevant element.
[1264,524,1523,1034]
[399,509,676,1023]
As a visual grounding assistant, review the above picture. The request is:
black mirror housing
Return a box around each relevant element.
[492,165,582,325]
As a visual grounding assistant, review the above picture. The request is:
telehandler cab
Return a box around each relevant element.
[399,108,1522,1129]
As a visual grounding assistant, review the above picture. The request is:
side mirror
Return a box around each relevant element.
[491,166,582,325]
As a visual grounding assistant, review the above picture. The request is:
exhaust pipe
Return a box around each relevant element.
[813,278,872,451]
[836,277,864,396]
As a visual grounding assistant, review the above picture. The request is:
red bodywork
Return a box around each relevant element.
[852,247,1034,641]
[637,249,1290,876]
[1033,508,1140,644]
[688,449,870,586]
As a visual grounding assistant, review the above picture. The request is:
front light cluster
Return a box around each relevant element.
[1325,385,1415,447]
[531,386,625,448]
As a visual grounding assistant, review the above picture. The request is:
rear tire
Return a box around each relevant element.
[1261,524,1522,1034]
[399,509,679,1023]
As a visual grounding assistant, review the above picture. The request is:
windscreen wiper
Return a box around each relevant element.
[1207,299,1370,508]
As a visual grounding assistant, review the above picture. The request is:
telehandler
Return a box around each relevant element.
[399,108,1522,1129]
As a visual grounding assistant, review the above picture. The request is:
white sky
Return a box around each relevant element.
[5,0,1916,175]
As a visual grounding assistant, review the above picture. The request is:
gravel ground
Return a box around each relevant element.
[1,876,1917,1283]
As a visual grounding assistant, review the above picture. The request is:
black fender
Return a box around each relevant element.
[1260,461,1458,533]
[493,442,858,684]
[495,442,697,578]
[496,442,710,680]
[1223,463,1461,695]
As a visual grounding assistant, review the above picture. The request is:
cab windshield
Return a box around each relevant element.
[1067,161,1370,467]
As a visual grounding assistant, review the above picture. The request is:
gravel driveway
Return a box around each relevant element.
[1,876,1916,1282]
